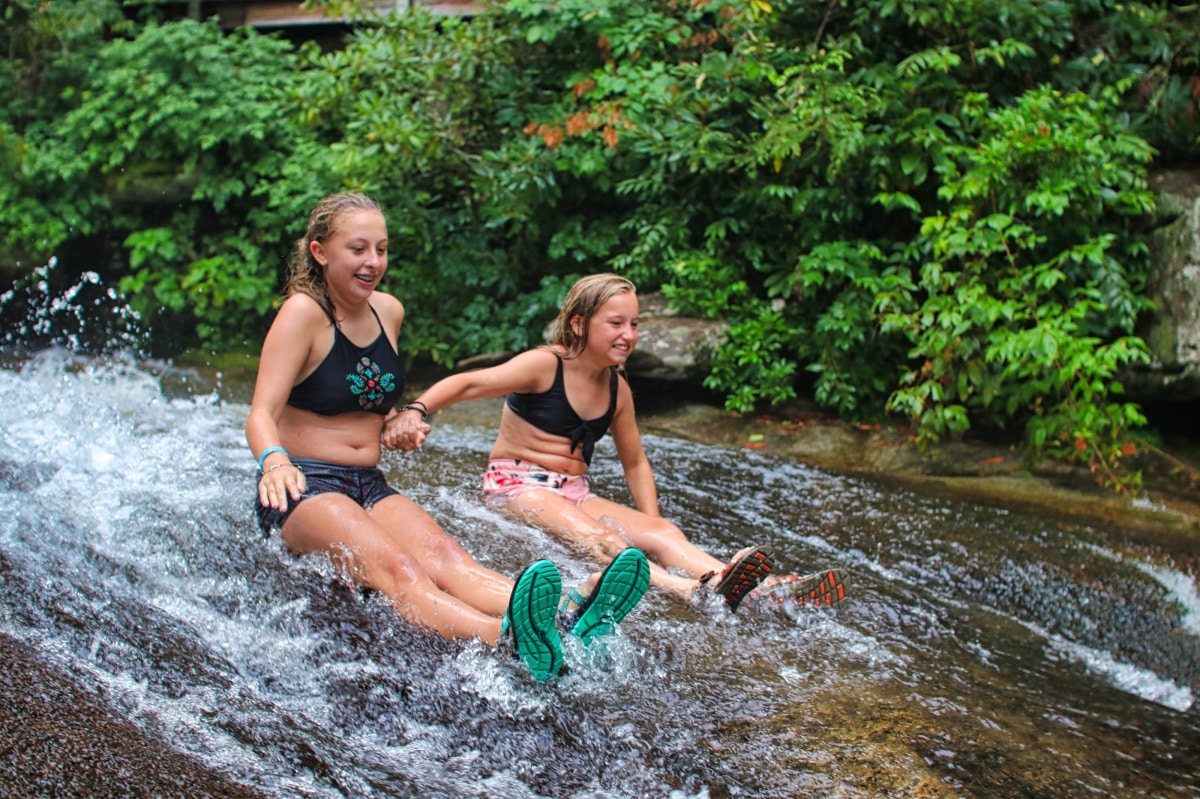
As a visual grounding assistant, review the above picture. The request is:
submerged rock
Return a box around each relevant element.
[0,634,266,798]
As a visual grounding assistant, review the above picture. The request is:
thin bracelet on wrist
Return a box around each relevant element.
[399,402,429,423]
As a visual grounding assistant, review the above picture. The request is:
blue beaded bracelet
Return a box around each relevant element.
[257,446,288,471]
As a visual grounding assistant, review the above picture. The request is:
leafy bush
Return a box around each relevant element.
[72,20,328,349]
[878,84,1154,476]
[3,0,1196,487]
[492,0,1194,486]
[0,0,124,269]
[5,17,322,350]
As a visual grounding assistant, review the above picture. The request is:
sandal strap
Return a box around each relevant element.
[558,587,588,614]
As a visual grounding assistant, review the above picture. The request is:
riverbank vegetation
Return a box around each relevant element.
[2,0,1197,488]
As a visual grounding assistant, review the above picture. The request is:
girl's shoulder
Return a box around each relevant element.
[370,290,403,313]
[496,347,561,393]
[507,346,563,368]
[276,292,327,324]
[369,290,405,330]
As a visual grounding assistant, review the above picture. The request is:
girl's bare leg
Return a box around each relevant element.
[280,493,504,645]
[578,495,725,576]
[366,493,512,617]
[502,490,719,601]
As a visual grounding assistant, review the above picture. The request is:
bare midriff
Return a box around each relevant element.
[488,405,588,476]
[276,405,385,467]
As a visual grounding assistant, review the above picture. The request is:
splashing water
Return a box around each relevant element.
[1,258,145,356]
[0,270,1198,798]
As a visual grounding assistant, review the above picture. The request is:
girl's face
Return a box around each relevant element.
[309,209,388,301]
[581,290,639,364]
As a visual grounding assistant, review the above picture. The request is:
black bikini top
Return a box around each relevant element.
[505,355,619,466]
[287,306,405,416]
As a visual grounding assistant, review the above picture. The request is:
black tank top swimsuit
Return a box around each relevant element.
[505,355,619,466]
[287,305,405,415]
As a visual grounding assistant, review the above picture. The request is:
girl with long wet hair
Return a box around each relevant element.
[246,197,649,681]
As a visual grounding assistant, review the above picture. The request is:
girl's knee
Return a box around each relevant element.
[663,519,687,538]
[596,528,632,555]
[372,549,426,593]
[643,518,686,544]
[633,520,692,561]
[426,534,474,570]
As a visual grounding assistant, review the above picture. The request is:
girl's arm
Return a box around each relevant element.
[382,348,558,450]
[245,295,321,505]
[610,376,660,516]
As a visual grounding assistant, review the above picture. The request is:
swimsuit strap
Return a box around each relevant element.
[332,303,385,335]
[367,303,385,333]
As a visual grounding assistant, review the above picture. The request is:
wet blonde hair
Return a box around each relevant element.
[548,273,636,359]
[284,193,384,324]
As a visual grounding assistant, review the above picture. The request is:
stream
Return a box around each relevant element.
[0,273,1197,797]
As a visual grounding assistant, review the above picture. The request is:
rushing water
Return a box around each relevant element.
[1,280,1198,797]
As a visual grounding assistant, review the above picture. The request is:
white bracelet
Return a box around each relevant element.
[260,462,291,477]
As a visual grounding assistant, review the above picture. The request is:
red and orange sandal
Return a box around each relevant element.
[698,545,775,612]
[751,568,850,610]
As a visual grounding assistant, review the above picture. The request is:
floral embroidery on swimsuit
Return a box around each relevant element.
[345,356,396,410]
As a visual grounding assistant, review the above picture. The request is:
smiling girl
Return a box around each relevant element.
[383,273,839,611]
[245,196,648,681]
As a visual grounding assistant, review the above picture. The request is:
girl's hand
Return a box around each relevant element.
[258,462,305,511]
[381,409,431,451]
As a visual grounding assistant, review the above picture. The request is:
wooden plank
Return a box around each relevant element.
[220,0,482,28]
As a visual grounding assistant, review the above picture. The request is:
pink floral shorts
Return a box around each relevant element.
[482,459,592,506]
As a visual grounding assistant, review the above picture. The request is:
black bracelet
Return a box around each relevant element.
[399,402,429,423]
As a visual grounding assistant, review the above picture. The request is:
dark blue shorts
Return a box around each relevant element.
[255,456,400,536]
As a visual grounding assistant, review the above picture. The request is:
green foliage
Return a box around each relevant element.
[7,18,317,348]
[122,226,277,342]
[487,0,1186,487]
[3,0,1197,488]
[704,301,803,413]
[83,21,311,348]
[877,84,1155,486]
[662,258,805,411]
[0,0,123,121]
[0,0,126,268]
